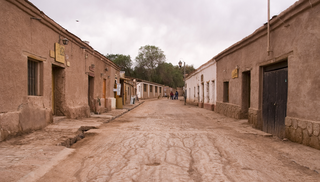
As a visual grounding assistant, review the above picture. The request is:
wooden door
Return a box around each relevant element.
[52,70,55,114]
[263,66,288,138]
[103,79,106,107]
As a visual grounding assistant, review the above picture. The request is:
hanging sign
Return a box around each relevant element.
[55,43,65,64]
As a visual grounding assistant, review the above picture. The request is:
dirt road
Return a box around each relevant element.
[38,99,320,181]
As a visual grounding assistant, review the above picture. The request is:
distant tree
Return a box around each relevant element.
[135,45,166,81]
[184,65,196,76]
[153,62,184,88]
[106,54,133,76]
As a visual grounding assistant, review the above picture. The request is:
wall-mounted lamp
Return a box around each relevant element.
[59,35,69,45]
[62,38,69,45]
[30,17,42,20]
[105,67,108,71]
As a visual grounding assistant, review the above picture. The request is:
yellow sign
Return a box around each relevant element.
[55,43,65,64]
[232,68,238,79]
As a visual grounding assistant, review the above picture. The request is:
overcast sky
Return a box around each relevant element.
[29,0,298,69]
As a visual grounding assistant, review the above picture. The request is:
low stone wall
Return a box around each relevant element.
[0,106,52,141]
[285,117,320,150]
[216,102,242,119]
[204,103,215,111]
[248,108,262,130]
[186,100,198,106]
[66,105,90,119]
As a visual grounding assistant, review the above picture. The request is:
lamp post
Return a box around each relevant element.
[178,60,186,105]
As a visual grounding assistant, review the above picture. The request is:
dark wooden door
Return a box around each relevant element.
[263,67,288,138]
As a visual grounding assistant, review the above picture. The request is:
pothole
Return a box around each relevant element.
[59,126,97,148]
[146,162,161,166]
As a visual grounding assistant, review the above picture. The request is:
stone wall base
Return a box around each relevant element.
[66,105,90,119]
[199,102,204,108]
[248,108,262,130]
[285,117,320,150]
[186,101,198,106]
[0,106,53,141]
[216,102,241,119]
[204,103,215,111]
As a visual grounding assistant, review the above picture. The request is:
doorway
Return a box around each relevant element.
[241,71,251,119]
[103,79,106,107]
[52,65,65,116]
[262,61,288,138]
[88,76,94,112]
[197,86,200,104]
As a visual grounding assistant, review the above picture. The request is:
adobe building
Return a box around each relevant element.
[119,74,136,105]
[214,0,320,149]
[185,59,217,110]
[0,0,120,141]
[136,80,164,99]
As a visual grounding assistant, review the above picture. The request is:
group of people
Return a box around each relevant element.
[170,91,179,100]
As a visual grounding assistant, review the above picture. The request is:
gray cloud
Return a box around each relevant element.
[29,0,297,68]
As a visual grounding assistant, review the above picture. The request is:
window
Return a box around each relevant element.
[159,87,162,93]
[212,81,215,103]
[150,85,153,92]
[28,59,42,96]
[223,82,229,102]
[206,82,209,103]
[144,84,147,92]
[155,86,158,93]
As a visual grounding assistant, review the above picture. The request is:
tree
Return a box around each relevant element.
[106,54,133,76]
[135,45,166,81]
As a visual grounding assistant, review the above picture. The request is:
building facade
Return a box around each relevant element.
[185,59,217,110]
[214,0,320,149]
[136,80,163,99]
[0,0,120,141]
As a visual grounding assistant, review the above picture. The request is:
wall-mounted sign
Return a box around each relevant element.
[87,72,95,77]
[55,43,65,64]
[232,68,238,79]
[89,65,95,72]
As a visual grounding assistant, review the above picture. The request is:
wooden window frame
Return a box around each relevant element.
[28,58,42,96]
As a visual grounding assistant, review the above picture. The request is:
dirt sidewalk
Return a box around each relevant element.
[0,101,143,182]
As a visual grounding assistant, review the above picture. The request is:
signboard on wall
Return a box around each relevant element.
[117,84,121,96]
[232,68,238,79]
[55,43,65,64]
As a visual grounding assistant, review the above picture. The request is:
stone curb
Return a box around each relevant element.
[104,101,145,123]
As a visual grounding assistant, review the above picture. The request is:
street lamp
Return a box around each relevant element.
[178,60,186,105]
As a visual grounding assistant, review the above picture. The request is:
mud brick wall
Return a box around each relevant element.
[186,101,198,106]
[216,102,241,119]
[285,117,320,150]
[248,108,262,130]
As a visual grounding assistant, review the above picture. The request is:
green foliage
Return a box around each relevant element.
[134,45,166,81]
[106,54,133,76]
[106,45,196,88]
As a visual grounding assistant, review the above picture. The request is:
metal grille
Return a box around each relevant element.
[28,60,37,95]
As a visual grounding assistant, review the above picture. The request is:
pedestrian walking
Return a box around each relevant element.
[170,91,174,100]
[175,91,178,100]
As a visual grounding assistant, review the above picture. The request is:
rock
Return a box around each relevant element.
[302,129,310,146]
[298,120,306,129]
[313,123,319,136]
[292,119,298,130]
[285,118,292,127]
[309,136,320,150]
[307,122,313,136]
[296,128,303,144]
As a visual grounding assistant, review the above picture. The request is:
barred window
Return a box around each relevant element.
[155,86,158,93]
[144,84,147,92]
[150,85,153,92]
[28,59,41,96]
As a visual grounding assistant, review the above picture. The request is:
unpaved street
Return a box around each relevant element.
[39,99,320,182]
